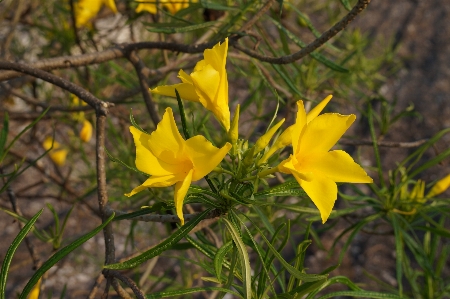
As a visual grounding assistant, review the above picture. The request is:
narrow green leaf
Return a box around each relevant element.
[105,209,212,269]
[339,0,352,11]
[175,89,191,139]
[245,216,326,282]
[19,212,114,299]
[1,107,49,162]
[105,147,148,176]
[0,111,9,160]
[129,109,148,133]
[223,218,251,299]
[146,287,243,299]
[214,241,233,282]
[0,209,43,299]
[146,21,217,34]
[254,180,307,199]
[270,18,349,73]
[316,290,404,299]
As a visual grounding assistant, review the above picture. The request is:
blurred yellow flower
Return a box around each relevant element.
[427,174,450,197]
[278,98,372,223]
[42,137,68,166]
[151,39,230,130]
[125,107,231,224]
[75,0,118,28]
[80,120,93,142]
[135,0,195,15]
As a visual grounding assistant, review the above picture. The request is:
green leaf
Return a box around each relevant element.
[0,111,8,160]
[19,212,114,299]
[105,147,148,176]
[214,241,233,282]
[175,89,190,139]
[146,286,243,299]
[254,180,307,199]
[129,109,148,134]
[146,21,217,34]
[270,18,349,73]
[0,209,43,299]
[339,0,352,11]
[1,107,49,163]
[223,218,252,299]
[316,291,404,299]
[105,209,212,269]
[244,216,326,282]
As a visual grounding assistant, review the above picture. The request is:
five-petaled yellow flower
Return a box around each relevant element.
[151,39,230,131]
[125,107,232,224]
[278,96,373,223]
[75,0,118,28]
[136,0,195,15]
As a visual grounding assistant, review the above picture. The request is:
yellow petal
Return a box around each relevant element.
[306,95,332,123]
[75,0,103,27]
[185,136,231,181]
[125,173,184,197]
[427,174,450,197]
[203,38,228,77]
[292,101,307,154]
[29,278,42,299]
[190,64,220,106]
[298,113,355,156]
[299,150,373,183]
[254,118,285,154]
[80,120,93,142]
[298,172,337,223]
[178,69,194,84]
[50,149,68,166]
[130,126,184,176]
[174,169,194,225]
[259,124,295,165]
[191,64,230,130]
[278,155,314,182]
[136,3,158,14]
[103,0,118,13]
[147,107,187,162]
[151,83,200,103]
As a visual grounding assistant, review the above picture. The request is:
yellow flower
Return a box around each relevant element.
[125,107,232,224]
[135,0,195,15]
[75,0,118,28]
[427,174,450,197]
[80,119,93,142]
[259,95,333,165]
[151,39,230,130]
[42,137,68,166]
[278,99,372,223]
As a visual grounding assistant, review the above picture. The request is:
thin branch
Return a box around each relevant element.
[127,51,161,125]
[340,138,428,148]
[231,0,371,64]
[236,0,276,33]
[110,278,133,299]
[96,115,116,266]
[0,168,41,270]
[107,207,224,223]
[107,270,146,299]
[0,41,216,81]
[0,61,112,115]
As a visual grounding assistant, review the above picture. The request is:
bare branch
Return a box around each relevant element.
[127,51,161,125]
[107,270,146,299]
[231,0,371,64]
[0,61,112,115]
